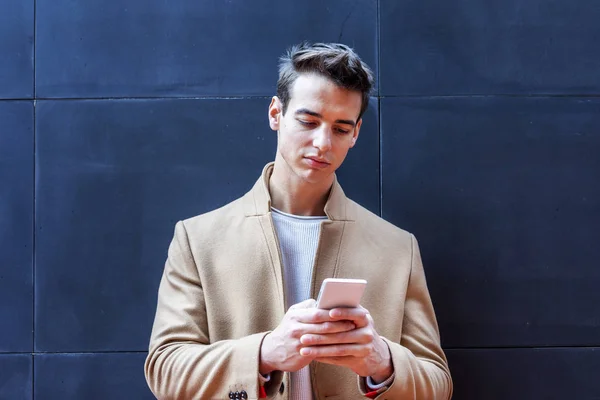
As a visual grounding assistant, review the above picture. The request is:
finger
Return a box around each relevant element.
[300,327,371,346]
[293,308,335,324]
[290,321,355,339]
[297,321,356,336]
[328,307,369,326]
[299,344,369,358]
[300,332,354,346]
[312,320,356,334]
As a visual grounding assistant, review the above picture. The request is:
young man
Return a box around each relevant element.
[145,43,452,400]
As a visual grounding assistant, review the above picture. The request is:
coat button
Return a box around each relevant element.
[279,382,285,394]
[240,390,248,399]
[228,392,234,399]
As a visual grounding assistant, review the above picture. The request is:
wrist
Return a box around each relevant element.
[370,339,393,383]
[370,361,393,384]
[259,333,276,375]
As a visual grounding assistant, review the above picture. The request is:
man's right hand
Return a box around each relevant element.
[259,299,356,374]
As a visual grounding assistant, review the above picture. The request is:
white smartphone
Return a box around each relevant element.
[315,278,367,310]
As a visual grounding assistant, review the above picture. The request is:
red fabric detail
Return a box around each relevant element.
[259,385,267,398]
[365,390,378,399]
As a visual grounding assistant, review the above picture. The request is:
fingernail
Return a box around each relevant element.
[300,348,311,356]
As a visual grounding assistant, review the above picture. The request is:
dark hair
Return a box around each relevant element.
[277,42,375,120]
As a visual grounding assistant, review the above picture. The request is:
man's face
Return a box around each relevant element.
[269,73,363,185]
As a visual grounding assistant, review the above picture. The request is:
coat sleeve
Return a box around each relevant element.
[358,234,453,399]
[144,221,283,400]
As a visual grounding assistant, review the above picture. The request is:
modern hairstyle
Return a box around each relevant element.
[277,42,375,119]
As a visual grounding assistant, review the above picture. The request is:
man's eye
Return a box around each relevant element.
[335,128,350,134]
[299,120,316,127]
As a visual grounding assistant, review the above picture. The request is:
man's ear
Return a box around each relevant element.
[268,96,282,131]
[350,118,362,148]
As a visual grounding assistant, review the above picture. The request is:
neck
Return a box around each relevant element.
[269,157,333,217]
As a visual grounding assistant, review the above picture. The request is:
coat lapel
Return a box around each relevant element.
[309,219,346,299]
[241,162,356,306]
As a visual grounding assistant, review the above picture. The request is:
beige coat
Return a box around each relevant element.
[145,163,452,400]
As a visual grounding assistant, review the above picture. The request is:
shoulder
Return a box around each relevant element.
[178,195,248,239]
[349,199,414,245]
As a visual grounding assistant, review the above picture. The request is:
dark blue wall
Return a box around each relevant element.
[1,0,599,398]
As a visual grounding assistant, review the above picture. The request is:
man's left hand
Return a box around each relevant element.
[298,306,393,383]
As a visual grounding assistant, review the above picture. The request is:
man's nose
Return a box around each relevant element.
[313,127,332,152]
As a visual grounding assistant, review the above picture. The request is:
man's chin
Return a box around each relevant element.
[297,166,334,184]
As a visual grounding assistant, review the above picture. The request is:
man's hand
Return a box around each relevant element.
[259,299,357,374]
[298,306,393,383]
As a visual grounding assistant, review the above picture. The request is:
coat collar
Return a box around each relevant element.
[243,162,355,222]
